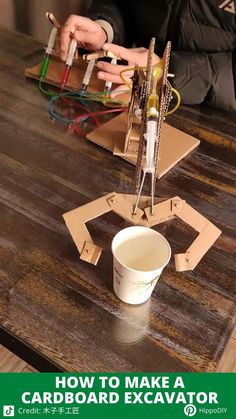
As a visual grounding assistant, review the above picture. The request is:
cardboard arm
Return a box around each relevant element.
[174,203,221,271]
[144,197,221,271]
[63,194,114,265]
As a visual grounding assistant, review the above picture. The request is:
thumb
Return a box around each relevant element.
[73,30,98,49]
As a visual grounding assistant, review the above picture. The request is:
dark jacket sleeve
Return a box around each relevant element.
[87,0,128,46]
[170,50,236,112]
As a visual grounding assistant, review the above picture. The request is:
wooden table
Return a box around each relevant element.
[0,26,235,372]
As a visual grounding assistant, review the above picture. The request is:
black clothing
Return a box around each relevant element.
[88,0,236,112]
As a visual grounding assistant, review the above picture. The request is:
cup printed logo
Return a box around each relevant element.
[134,274,160,293]
[114,267,123,285]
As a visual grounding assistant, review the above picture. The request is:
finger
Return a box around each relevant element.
[96,61,129,75]
[129,47,147,53]
[60,16,81,60]
[60,28,71,61]
[62,15,94,33]
[72,30,96,48]
[110,84,130,98]
[60,15,94,60]
[103,43,148,65]
[97,71,132,85]
[103,43,132,62]
[104,43,161,67]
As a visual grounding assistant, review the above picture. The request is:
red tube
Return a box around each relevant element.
[72,108,125,135]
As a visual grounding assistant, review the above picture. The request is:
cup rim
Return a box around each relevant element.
[111,226,171,274]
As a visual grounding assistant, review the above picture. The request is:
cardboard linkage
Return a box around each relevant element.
[63,193,221,271]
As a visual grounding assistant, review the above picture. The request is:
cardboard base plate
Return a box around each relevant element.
[25,56,130,105]
[86,113,200,178]
[25,55,105,93]
[26,57,200,177]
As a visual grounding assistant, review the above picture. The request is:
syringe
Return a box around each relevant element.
[40,26,58,78]
[104,58,117,92]
[60,38,78,86]
[80,59,96,93]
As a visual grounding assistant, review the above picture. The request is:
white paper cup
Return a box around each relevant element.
[111,226,171,305]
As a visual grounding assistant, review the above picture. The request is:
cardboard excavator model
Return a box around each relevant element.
[61,38,221,271]
[25,14,221,271]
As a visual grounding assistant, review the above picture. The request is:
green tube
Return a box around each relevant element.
[40,55,50,78]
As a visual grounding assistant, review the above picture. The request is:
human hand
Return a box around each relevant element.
[60,15,107,61]
[96,43,160,97]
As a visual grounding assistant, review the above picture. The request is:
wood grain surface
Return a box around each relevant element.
[0,26,235,372]
[0,345,37,372]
